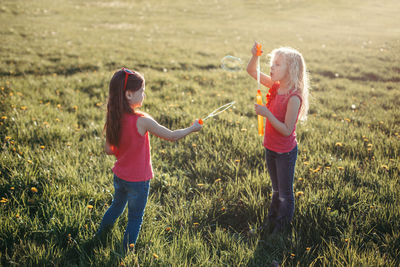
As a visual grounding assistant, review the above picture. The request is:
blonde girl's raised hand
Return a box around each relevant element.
[137,116,202,142]
[247,42,273,89]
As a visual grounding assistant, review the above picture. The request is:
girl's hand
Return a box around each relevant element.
[255,104,268,117]
[251,42,263,57]
[191,120,203,132]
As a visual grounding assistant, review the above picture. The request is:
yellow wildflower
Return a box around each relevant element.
[31,187,38,193]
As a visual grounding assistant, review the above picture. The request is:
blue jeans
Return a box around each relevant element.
[265,145,297,230]
[97,175,150,250]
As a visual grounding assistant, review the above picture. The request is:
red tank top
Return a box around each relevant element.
[112,113,153,182]
[264,91,302,153]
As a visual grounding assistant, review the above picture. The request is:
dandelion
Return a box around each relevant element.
[55,118,60,122]
[295,191,304,198]
[241,128,247,132]
[129,243,135,249]
[20,106,27,111]
[221,207,226,211]
[31,187,38,193]
[87,205,94,209]
[165,227,171,232]
[381,165,389,170]
[306,247,311,251]
[153,253,159,259]
[344,238,349,243]
[197,183,204,187]
[1,116,7,120]
[214,178,222,183]
[325,166,331,170]
[0,198,8,203]
[193,222,199,227]
[303,161,310,165]
[27,160,32,164]
[327,207,331,211]
[344,118,351,122]
[337,166,344,170]
[96,102,102,107]
[290,253,295,257]
[370,205,374,209]
[192,143,197,147]
[16,214,19,218]
[298,177,304,182]
[5,136,12,141]
[235,159,240,163]
[335,142,343,147]
[313,166,322,173]
[40,145,45,150]
[73,105,78,111]
[10,187,14,190]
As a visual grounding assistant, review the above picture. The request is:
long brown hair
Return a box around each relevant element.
[104,69,144,147]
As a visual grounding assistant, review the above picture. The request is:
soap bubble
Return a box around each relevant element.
[221,55,242,72]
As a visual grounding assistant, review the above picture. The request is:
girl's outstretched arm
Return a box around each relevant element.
[255,96,301,136]
[137,116,202,141]
[246,42,273,88]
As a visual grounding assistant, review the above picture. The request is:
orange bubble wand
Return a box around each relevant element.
[256,43,264,136]
[198,101,236,125]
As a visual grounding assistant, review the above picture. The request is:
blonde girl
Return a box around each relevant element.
[247,43,309,234]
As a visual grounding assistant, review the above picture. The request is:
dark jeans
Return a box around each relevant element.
[265,145,298,230]
[97,175,150,250]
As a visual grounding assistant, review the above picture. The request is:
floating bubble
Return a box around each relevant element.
[221,55,242,72]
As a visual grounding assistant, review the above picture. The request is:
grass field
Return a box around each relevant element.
[1,0,399,266]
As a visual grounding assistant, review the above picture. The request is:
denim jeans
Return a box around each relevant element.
[97,175,150,250]
[265,145,298,230]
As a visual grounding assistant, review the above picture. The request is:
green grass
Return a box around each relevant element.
[1,0,399,266]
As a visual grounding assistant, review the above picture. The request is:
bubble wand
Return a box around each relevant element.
[198,101,236,125]
[256,43,264,136]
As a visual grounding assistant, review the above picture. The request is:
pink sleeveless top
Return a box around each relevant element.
[264,91,302,153]
[112,113,153,182]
